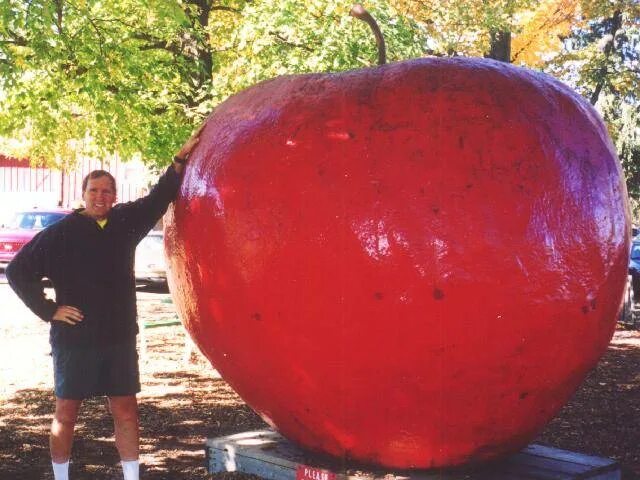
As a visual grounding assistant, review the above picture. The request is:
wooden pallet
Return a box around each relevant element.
[206,430,621,480]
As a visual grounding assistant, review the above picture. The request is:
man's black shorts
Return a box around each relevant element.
[52,339,140,399]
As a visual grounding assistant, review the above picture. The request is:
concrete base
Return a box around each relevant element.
[205,430,621,480]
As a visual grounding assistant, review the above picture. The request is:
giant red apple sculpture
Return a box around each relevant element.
[164,52,629,467]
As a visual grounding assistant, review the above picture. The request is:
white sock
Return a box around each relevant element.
[52,460,69,480]
[121,459,140,480]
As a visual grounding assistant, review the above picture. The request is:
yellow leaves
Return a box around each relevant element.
[0,135,32,161]
[391,0,436,22]
[511,0,581,66]
[7,44,34,70]
[13,56,26,69]
[611,69,640,96]
[391,0,529,57]
[509,0,640,68]
[391,0,600,64]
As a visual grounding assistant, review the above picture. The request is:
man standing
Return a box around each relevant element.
[6,127,203,480]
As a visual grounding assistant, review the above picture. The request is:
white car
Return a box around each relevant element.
[135,230,167,286]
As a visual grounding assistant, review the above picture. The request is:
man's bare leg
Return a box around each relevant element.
[50,397,82,479]
[109,395,139,480]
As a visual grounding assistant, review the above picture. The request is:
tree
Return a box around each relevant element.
[0,0,425,169]
[510,0,580,66]
[2,0,638,212]
[391,0,539,60]
[0,0,237,168]
[541,2,640,213]
[208,0,426,99]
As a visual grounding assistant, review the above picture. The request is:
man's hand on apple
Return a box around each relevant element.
[173,122,207,173]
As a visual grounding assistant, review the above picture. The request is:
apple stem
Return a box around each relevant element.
[350,4,387,65]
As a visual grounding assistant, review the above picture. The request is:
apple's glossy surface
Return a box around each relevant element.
[165,58,629,468]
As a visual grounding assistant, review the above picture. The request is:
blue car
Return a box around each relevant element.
[630,240,640,303]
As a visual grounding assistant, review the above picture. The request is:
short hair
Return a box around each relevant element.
[82,170,117,193]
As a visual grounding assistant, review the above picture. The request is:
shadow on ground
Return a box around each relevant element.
[0,332,638,479]
[536,339,640,480]
[0,376,266,480]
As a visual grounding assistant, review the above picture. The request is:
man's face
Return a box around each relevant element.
[82,176,116,220]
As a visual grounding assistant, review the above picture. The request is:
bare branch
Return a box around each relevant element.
[0,38,28,47]
[590,9,622,105]
[1,30,28,47]
[181,0,240,13]
[211,5,241,14]
[269,31,314,53]
[133,33,191,58]
[55,0,64,35]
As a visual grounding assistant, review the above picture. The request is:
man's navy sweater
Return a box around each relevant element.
[6,166,181,348]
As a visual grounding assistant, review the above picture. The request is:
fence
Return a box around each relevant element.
[0,155,152,221]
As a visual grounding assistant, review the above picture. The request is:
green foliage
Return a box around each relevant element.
[0,0,424,169]
[0,0,220,167]
[392,0,537,57]
[0,0,638,212]
[207,0,426,109]
[603,97,640,220]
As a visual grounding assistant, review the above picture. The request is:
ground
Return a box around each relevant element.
[0,282,638,479]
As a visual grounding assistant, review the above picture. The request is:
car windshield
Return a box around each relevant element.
[8,212,67,230]
[631,243,640,260]
[139,234,164,252]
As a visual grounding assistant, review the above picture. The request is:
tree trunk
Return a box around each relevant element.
[197,0,214,83]
[486,31,511,63]
[590,10,622,105]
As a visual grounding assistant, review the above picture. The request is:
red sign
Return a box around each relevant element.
[296,465,336,480]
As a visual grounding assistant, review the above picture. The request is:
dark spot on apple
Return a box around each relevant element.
[374,292,383,300]
[517,184,525,191]
[431,206,440,214]
[581,305,589,314]
[519,392,529,400]
[433,288,445,300]
[419,187,425,195]
[317,167,325,176]
[251,313,262,321]
[458,136,464,148]
[465,183,473,189]
[300,81,328,97]
[409,149,424,162]
[375,121,413,132]
[590,298,597,310]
